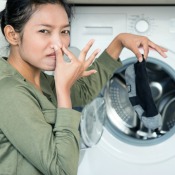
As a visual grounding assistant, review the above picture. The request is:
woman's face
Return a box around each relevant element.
[18,4,70,71]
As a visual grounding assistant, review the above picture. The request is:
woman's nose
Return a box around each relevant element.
[51,35,63,49]
[51,45,58,51]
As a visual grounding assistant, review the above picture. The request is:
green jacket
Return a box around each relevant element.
[0,51,122,175]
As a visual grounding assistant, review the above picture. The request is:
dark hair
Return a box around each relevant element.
[0,0,72,36]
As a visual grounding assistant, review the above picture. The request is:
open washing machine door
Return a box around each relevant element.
[78,50,175,175]
[105,54,175,140]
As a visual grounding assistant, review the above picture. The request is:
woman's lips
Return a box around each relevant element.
[47,53,56,58]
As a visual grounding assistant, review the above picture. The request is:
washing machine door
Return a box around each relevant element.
[80,97,106,148]
[105,52,175,141]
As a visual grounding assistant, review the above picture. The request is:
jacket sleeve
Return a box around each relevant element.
[71,50,122,107]
[0,78,80,175]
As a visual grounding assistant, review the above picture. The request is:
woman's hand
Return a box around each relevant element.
[54,39,100,108]
[106,33,168,62]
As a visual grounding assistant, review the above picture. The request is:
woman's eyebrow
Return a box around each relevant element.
[36,24,70,28]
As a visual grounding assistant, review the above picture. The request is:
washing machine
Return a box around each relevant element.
[70,6,175,175]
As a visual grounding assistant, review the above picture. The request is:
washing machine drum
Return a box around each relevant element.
[104,57,175,141]
[158,91,175,131]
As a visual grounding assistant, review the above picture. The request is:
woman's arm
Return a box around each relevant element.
[0,78,80,175]
[71,33,168,107]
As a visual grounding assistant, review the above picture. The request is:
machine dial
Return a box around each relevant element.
[135,19,149,33]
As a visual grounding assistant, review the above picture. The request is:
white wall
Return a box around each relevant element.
[0,0,8,57]
[0,0,6,11]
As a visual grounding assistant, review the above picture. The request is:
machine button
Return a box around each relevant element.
[135,19,149,33]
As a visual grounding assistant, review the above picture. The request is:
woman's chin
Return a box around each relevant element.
[44,64,56,71]
[42,66,55,72]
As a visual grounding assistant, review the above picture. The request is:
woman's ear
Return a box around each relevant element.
[4,25,20,45]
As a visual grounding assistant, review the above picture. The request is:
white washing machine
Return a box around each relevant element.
[70,6,175,175]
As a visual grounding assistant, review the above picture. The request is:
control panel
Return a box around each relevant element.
[127,13,157,36]
[70,6,175,54]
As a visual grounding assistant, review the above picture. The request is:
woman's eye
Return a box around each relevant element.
[62,30,70,35]
[39,29,49,34]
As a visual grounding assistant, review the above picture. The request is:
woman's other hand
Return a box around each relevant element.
[106,33,168,62]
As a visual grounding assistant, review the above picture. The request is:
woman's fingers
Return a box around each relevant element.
[79,39,95,61]
[84,48,100,68]
[131,39,168,62]
[147,41,168,58]
[81,70,97,77]
[54,46,64,64]
[62,40,99,74]
[61,46,77,63]
[141,40,149,59]
[134,37,150,61]
[120,34,168,62]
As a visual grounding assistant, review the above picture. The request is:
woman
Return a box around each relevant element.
[0,0,167,175]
